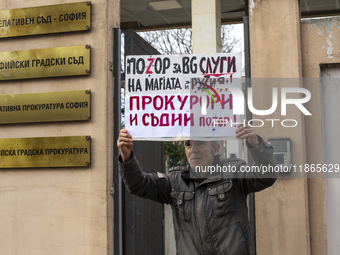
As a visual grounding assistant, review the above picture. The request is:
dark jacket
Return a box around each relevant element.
[118,137,277,255]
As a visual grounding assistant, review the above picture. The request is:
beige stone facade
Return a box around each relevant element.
[301,17,340,255]
[0,0,118,254]
[248,3,340,254]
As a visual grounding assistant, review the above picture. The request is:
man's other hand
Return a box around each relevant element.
[117,129,133,163]
[235,120,260,148]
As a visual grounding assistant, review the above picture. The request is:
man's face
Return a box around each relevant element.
[185,141,219,169]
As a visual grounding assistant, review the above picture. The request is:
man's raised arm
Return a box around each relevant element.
[117,129,171,204]
[117,129,133,163]
[235,121,278,194]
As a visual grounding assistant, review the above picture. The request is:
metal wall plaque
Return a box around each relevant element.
[0,45,90,80]
[0,90,91,124]
[0,2,91,38]
[0,136,91,168]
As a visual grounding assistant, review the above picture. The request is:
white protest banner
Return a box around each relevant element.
[125,53,242,140]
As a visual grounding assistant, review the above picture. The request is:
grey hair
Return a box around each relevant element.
[183,140,221,157]
[211,141,221,156]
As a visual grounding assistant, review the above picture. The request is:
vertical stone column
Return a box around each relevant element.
[249,0,310,254]
[191,0,221,54]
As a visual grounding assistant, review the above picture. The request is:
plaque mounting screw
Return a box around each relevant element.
[85,90,90,94]
[86,25,90,30]
[85,136,91,141]
[86,1,91,5]
[85,45,90,49]
[85,162,90,167]
[85,69,90,74]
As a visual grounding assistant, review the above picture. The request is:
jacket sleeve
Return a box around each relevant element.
[118,151,172,204]
[237,135,278,195]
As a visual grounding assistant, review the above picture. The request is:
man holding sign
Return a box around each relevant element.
[117,120,277,255]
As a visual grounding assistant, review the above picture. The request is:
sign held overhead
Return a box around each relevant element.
[125,53,242,141]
